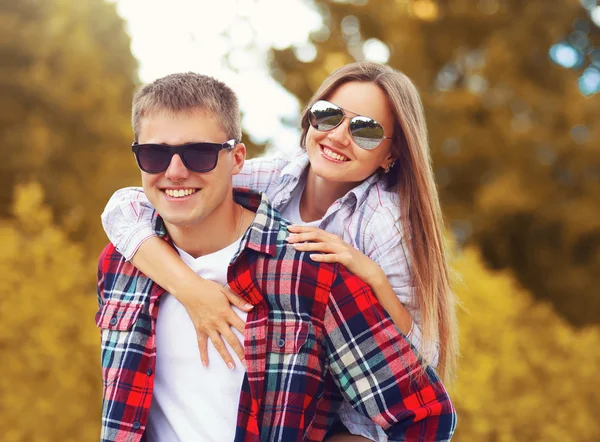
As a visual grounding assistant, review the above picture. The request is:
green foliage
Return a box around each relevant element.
[452,247,600,441]
[0,0,139,255]
[0,183,100,441]
[269,0,600,326]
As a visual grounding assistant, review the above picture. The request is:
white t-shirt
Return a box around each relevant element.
[146,238,247,442]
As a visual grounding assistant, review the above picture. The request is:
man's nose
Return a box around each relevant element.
[164,153,189,181]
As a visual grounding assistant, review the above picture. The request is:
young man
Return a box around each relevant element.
[96,72,456,442]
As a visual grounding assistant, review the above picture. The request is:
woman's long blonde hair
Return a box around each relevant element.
[299,62,458,383]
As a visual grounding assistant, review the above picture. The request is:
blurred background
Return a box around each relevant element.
[1,0,599,440]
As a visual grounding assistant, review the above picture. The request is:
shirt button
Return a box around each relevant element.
[277,339,285,348]
[146,368,153,376]
[109,317,118,326]
[133,421,141,430]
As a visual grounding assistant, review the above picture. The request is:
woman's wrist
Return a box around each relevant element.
[364,266,388,290]
[155,257,205,302]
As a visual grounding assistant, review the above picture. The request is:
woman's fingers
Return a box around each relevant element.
[208,331,237,369]
[290,241,337,253]
[219,325,246,367]
[197,331,210,367]
[228,311,246,335]
[223,286,254,312]
[308,253,342,263]
[287,224,320,233]
[195,314,246,367]
[286,230,337,245]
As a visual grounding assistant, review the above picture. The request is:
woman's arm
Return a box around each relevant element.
[130,237,253,368]
[232,154,290,193]
[101,188,252,368]
[101,155,290,259]
[101,187,156,260]
[286,226,413,335]
[286,220,440,368]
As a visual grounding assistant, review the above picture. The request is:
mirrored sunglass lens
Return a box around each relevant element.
[138,145,171,172]
[182,146,218,171]
[350,116,385,150]
[310,101,344,131]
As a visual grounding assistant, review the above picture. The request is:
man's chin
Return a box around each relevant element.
[160,214,201,229]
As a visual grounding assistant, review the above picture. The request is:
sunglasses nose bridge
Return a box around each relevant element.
[327,114,353,145]
[164,150,189,180]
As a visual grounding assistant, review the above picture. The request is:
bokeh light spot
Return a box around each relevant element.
[592,6,600,27]
[293,43,318,63]
[549,42,584,68]
[363,38,391,63]
[578,67,600,95]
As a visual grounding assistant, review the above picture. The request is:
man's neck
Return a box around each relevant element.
[165,199,243,259]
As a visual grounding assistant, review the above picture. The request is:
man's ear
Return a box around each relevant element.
[232,142,246,175]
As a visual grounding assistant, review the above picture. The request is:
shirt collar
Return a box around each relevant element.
[152,189,285,261]
[339,172,383,207]
[279,149,310,181]
[279,148,385,208]
[232,189,285,260]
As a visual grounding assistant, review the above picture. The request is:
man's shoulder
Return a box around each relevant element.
[98,242,125,273]
[97,243,142,296]
[275,242,370,295]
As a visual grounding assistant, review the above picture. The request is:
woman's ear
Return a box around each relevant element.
[380,152,399,171]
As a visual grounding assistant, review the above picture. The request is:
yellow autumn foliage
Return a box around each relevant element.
[0,183,100,441]
[451,247,600,441]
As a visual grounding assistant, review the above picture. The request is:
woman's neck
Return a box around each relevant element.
[299,168,357,222]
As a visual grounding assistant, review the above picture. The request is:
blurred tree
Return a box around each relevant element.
[269,0,600,326]
[451,246,600,441]
[0,183,100,441]
[0,0,139,255]
[241,128,266,159]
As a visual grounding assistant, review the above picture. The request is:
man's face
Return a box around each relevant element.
[138,110,243,231]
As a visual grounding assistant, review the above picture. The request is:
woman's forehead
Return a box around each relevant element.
[327,81,394,123]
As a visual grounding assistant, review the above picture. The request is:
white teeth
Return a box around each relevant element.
[323,147,348,162]
[165,189,197,198]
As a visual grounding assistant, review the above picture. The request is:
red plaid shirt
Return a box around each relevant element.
[96,190,456,441]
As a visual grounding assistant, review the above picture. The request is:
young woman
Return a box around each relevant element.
[102,61,457,440]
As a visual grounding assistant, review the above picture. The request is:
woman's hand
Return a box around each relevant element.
[286,224,413,335]
[128,236,254,369]
[286,225,384,286]
[174,277,254,369]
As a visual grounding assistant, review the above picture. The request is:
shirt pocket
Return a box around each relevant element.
[264,320,317,415]
[95,299,143,331]
[267,320,310,354]
[95,299,145,386]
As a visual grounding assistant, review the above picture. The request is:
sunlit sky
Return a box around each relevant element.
[113,0,600,142]
[113,0,324,152]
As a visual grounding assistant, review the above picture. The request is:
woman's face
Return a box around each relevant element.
[305,81,397,186]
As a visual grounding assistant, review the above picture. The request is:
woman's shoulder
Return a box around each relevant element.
[243,147,306,174]
[360,180,402,222]
[345,181,404,255]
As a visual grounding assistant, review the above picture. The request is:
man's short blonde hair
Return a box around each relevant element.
[132,72,241,142]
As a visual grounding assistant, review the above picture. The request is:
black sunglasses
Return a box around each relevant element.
[308,100,393,150]
[131,139,237,174]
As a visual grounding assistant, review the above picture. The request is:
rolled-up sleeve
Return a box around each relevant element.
[100,187,156,261]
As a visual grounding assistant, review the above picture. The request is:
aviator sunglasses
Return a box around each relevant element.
[308,100,393,150]
[131,139,237,174]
